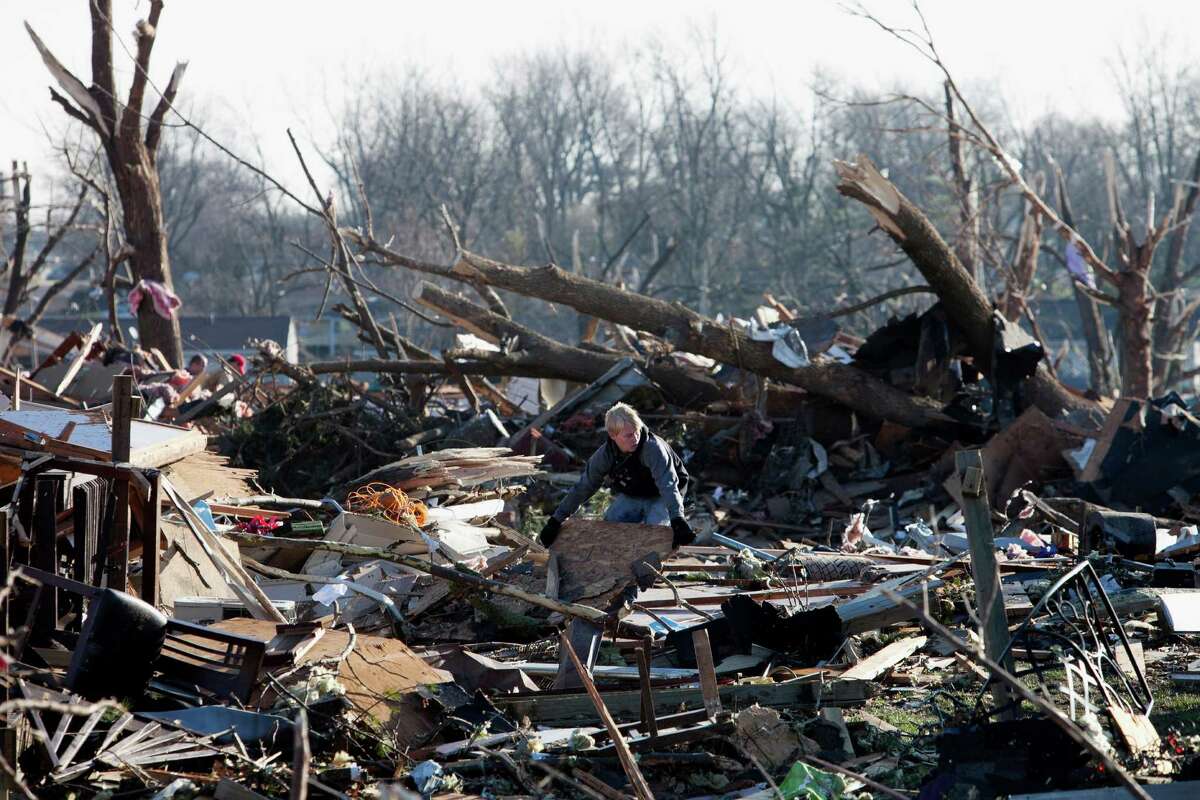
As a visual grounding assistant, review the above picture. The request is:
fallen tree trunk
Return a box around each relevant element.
[415,282,724,406]
[345,233,953,429]
[834,155,1103,426]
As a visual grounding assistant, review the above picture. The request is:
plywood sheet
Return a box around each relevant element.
[163,450,259,501]
[216,618,451,745]
[550,518,675,608]
[157,519,240,610]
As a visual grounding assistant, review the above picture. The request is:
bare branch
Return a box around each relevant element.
[25,21,108,136]
[27,247,99,328]
[145,60,188,156]
[122,0,164,135]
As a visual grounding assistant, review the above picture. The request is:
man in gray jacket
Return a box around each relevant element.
[538,402,695,549]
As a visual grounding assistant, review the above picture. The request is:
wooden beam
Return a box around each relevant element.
[955,449,1016,716]
[140,471,161,607]
[108,375,133,590]
[52,322,102,397]
[691,629,721,718]
[637,639,658,738]
[841,635,927,681]
[560,630,655,800]
[495,676,871,726]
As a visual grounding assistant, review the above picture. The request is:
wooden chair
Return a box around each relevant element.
[155,618,266,704]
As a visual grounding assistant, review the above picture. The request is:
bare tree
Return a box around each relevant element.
[846,2,1193,400]
[0,161,102,361]
[27,1,186,364]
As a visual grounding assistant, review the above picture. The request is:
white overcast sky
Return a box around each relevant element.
[0,0,1193,193]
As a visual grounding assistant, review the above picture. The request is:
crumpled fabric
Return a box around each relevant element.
[129,279,182,320]
[1065,239,1097,290]
[138,381,178,406]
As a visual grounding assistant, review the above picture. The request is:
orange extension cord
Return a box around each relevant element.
[345,482,429,526]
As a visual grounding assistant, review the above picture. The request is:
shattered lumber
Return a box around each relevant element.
[560,629,656,800]
[220,531,609,624]
[346,231,954,429]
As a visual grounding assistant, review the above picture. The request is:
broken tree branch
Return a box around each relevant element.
[835,154,1102,424]
[345,231,955,430]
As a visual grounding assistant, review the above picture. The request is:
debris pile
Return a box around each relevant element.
[6,164,1200,798]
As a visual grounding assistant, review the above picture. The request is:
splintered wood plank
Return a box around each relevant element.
[841,635,928,681]
[53,322,102,397]
[1108,704,1161,756]
[691,628,721,718]
[637,641,658,738]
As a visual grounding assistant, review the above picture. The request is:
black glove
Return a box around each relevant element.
[539,517,562,548]
[670,517,695,549]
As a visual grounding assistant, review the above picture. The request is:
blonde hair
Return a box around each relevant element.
[605,402,643,435]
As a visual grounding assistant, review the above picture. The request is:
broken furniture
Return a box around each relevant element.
[19,566,267,705]
[941,560,1158,793]
[14,682,232,786]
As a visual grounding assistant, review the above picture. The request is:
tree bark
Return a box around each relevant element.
[346,234,954,430]
[1114,250,1155,399]
[111,136,183,364]
[834,155,1102,425]
[1102,152,1174,399]
[1152,148,1200,389]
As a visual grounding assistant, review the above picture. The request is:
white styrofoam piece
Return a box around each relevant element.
[1160,592,1200,633]
[424,498,505,523]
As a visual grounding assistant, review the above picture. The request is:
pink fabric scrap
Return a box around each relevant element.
[1019,529,1049,548]
[128,279,182,320]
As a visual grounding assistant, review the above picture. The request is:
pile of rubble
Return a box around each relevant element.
[7,156,1200,796]
[1,300,1200,800]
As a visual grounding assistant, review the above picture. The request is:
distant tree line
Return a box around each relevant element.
[9,35,1200,392]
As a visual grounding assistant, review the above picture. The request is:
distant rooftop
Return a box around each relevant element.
[38,315,295,354]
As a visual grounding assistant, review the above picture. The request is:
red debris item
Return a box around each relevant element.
[232,515,283,535]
